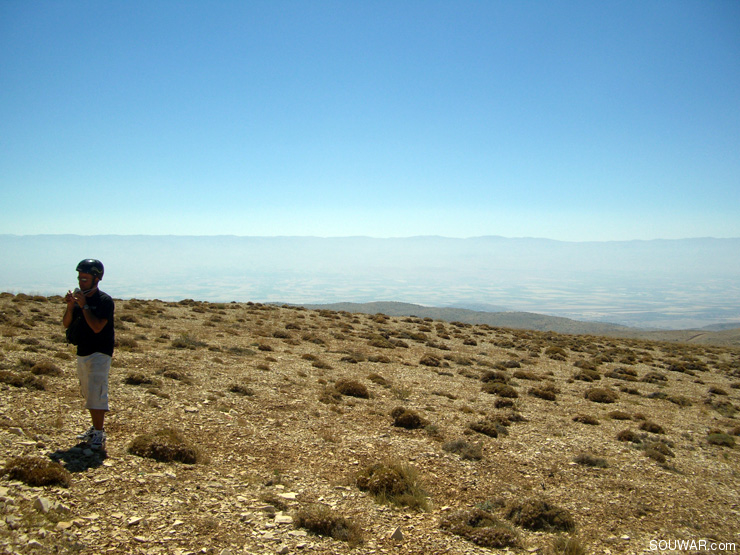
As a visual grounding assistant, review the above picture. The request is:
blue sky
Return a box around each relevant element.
[2,1,739,241]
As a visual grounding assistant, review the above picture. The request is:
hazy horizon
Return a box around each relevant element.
[2,234,738,331]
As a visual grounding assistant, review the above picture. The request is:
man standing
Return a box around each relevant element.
[63,259,115,450]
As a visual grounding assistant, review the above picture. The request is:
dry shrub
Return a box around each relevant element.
[229,384,255,396]
[584,388,618,403]
[1,456,70,487]
[573,369,600,382]
[513,369,540,380]
[160,369,192,384]
[128,428,204,464]
[639,420,665,434]
[608,410,631,420]
[0,370,45,390]
[644,448,666,464]
[443,438,483,460]
[356,461,428,510]
[30,360,62,376]
[439,508,520,548]
[420,354,441,367]
[572,414,599,425]
[116,336,139,349]
[641,371,667,384]
[295,504,363,546]
[123,372,156,386]
[481,370,509,383]
[549,534,587,555]
[368,335,395,349]
[529,383,558,401]
[171,334,207,350]
[573,453,608,468]
[390,407,427,429]
[334,378,369,399]
[545,346,568,361]
[311,359,332,370]
[616,429,641,443]
[505,498,575,532]
[469,418,505,438]
[668,395,692,407]
[605,367,638,381]
[495,398,516,408]
[707,432,735,447]
[367,373,389,387]
[482,382,518,398]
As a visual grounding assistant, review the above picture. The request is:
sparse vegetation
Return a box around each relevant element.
[0,292,738,554]
[294,504,364,546]
[356,460,428,510]
[439,508,520,548]
[505,498,576,532]
[128,428,205,464]
[584,388,619,403]
[1,456,71,487]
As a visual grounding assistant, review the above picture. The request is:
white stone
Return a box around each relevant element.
[274,513,293,524]
[33,497,51,513]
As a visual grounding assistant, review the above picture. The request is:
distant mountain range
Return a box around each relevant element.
[2,234,739,330]
[298,301,740,347]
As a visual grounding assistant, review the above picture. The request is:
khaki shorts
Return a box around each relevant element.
[76,353,111,411]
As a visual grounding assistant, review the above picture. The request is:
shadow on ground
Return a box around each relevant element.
[48,443,107,472]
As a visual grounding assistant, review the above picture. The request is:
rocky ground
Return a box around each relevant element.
[1,292,739,555]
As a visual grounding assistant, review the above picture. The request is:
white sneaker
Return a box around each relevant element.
[76,426,95,441]
[88,430,106,450]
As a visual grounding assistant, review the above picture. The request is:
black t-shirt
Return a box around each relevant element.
[72,290,115,357]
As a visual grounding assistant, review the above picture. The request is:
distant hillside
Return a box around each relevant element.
[300,301,740,347]
[299,301,631,335]
[2,234,740,329]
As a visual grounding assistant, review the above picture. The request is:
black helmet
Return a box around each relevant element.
[76,259,104,279]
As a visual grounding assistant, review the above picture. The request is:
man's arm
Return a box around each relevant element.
[63,292,76,328]
[80,307,108,334]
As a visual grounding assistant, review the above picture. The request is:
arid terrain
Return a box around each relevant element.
[1,292,739,555]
